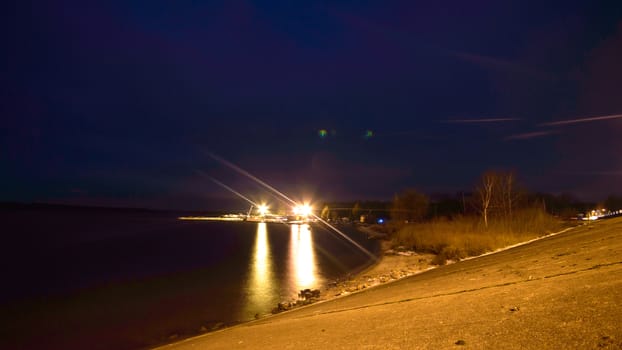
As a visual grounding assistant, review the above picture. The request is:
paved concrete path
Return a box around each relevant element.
[158,217,622,349]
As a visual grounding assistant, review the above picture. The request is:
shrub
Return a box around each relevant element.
[392,207,561,265]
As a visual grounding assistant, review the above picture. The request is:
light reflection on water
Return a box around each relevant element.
[240,223,322,320]
[289,224,321,291]
[241,223,277,319]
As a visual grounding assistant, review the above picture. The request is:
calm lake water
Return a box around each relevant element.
[0,206,379,350]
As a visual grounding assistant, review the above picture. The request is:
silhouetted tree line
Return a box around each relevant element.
[527,193,593,218]
[604,195,622,212]
[390,189,429,223]
[319,171,620,225]
[319,200,391,222]
[386,170,619,226]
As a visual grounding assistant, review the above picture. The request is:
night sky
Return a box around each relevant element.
[3,1,622,210]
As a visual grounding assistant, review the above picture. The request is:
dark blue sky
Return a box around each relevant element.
[2,0,622,210]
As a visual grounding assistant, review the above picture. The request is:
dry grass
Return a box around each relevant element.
[392,208,562,265]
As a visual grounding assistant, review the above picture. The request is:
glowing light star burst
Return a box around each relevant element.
[318,129,327,138]
[257,204,269,216]
[294,203,312,217]
[207,152,377,261]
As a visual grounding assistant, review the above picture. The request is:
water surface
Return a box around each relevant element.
[0,206,378,349]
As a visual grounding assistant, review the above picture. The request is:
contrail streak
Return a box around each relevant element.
[207,152,377,260]
[504,130,556,141]
[563,170,622,176]
[450,51,551,80]
[540,114,622,126]
[444,118,521,123]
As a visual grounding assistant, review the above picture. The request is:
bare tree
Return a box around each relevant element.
[477,170,521,226]
[497,171,515,218]
[477,171,497,227]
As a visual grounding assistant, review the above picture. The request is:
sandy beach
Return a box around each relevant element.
[319,242,436,301]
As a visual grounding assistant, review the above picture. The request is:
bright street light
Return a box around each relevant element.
[257,204,269,216]
[294,203,312,217]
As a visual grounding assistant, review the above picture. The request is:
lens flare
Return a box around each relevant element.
[257,204,269,216]
[207,152,297,207]
[201,172,259,207]
[207,152,377,261]
[294,203,312,217]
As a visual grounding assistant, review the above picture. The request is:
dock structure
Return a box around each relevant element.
[179,203,316,224]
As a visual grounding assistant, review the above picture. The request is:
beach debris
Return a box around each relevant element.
[273,302,293,313]
[509,306,520,312]
[298,289,321,300]
[272,291,322,314]
[455,339,466,346]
